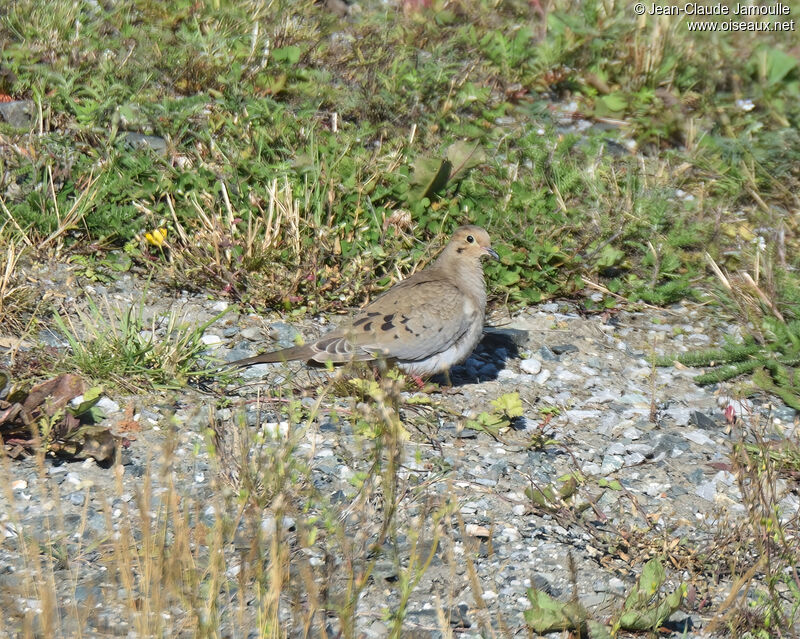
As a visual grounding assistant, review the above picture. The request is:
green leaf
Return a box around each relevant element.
[409,155,452,202]
[597,93,627,115]
[348,378,382,400]
[446,140,486,181]
[766,48,798,86]
[498,269,521,286]
[585,620,613,639]
[68,386,103,417]
[524,588,588,633]
[558,475,578,499]
[596,244,625,268]
[616,558,686,632]
[466,411,506,436]
[272,46,302,65]
[598,478,623,490]
[491,392,524,418]
[525,484,557,507]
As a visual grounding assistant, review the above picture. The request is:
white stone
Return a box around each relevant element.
[519,358,542,375]
[200,334,223,346]
[683,430,715,446]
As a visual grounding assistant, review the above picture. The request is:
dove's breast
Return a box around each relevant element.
[396,294,484,377]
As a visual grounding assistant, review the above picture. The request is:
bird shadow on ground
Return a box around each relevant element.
[440,327,529,388]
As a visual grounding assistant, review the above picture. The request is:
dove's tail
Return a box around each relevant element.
[225,344,314,368]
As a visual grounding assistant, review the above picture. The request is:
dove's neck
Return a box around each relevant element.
[435,255,487,312]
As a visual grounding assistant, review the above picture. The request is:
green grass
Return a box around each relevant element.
[2,1,800,636]
[52,294,232,391]
[2,0,797,313]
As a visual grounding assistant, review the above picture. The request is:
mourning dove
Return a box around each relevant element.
[227,225,499,378]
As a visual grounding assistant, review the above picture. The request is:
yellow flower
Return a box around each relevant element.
[144,228,168,247]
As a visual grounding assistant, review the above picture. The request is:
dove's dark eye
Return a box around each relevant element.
[466,235,474,243]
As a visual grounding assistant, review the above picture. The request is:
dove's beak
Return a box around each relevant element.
[483,247,500,261]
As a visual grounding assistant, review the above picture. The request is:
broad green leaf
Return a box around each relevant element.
[498,269,521,286]
[618,584,684,631]
[410,156,452,202]
[616,558,686,632]
[596,244,625,267]
[585,620,613,639]
[598,93,627,114]
[68,386,103,417]
[558,475,578,498]
[272,46,302,65]
[525,484,557,507]
[491,392,524,417]
[766,48,798,86]
[524,588,588,633]
[446,140,486,180]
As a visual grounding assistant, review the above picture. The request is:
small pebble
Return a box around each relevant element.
[519,358,542,375]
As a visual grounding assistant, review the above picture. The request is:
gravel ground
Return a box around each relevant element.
[1,266,799,638]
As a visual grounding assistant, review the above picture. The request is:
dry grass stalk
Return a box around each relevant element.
[42,169,101,255]
[0,238,27,317]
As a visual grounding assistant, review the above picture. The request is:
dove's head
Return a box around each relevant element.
[444,225,499,263]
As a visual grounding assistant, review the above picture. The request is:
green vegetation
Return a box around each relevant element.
[52,295,232,391]
[657,258,800,409]
[1,0,796,312]
[525,557,685,636]
[2,0,800,637]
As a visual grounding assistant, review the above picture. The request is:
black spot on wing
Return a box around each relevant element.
[353,311,380,327]
[381,313,396,331]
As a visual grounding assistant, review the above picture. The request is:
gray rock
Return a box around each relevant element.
[538,345,559,361]
[96,397,121,414]
[773,405,797,423]
[0,100,34,128]
[269,321,301,348]
[38,327,69,348]
[240,327,263,341]
[69,492,86,506]
[665,405,693,425]
[690,411,717,429]
[600,454,624,473]
[695,480,718,501]
[551,344,578,355]
[687,468,705,484]
[624,452,646,465]
[626,443,654,456]
[683,429,715,446]
[122,132,167,156]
